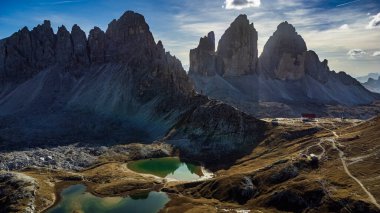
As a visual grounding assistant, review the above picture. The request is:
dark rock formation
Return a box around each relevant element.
[189,32,221,76]
[189,15,258,77]
[217,14,258,76]
[88,27,106,63]
[71,24,90,65]
[104,11,156,63]
[56,25,73,65]
[259,21,307,80]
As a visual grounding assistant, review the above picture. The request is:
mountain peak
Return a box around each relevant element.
[259,21,307,79]
[197,31,215,52]
[216,14,258,76]
[232,14,250,25]
[277,21,295,31]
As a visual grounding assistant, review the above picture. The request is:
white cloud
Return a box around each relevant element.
[366,12,380,29]
[339,24,350,30]
[373,51,380,56]
[347,49,367,59]
[224,0,261,10]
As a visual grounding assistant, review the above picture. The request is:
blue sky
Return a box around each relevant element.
[0,0,379,76]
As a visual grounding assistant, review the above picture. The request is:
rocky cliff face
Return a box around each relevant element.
[189,32,221,76]
[217,14,258,76]
[189,15,258,77]
[259,21,307,80]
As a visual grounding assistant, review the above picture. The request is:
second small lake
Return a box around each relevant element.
[47,184,169,213]
[127,157,212,181]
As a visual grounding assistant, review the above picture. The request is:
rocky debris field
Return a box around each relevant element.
[0,143,173,171]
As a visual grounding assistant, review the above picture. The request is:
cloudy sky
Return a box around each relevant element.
[0,0,379,76]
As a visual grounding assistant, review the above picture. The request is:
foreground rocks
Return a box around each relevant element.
[0,143,173,171]
[0,172,37,213]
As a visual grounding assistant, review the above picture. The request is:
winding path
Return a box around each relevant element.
[326,128,380,210]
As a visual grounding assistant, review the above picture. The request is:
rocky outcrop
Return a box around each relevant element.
[56,25,73,65]
[304,50,329,83]
[259,21,307,80]
[217,14,258,76]
[104,11,156,63]
[189,15,258,77]
[88,27,106,63]
[71,24,90,65]
[0,172,37,213]
[189,32,221,76]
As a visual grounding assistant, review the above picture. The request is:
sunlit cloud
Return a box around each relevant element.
[366,12,380,29]
[373,51,380,57]
[339,24,350,30]
[347,49,367,59]
[224,0,261,10]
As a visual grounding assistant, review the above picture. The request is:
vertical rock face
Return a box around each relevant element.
[189,15,258,77]
[105,11,156,63]
[304,50,330,83]
[189,31,222,76]
[55,25,73,64]
[3,27,34,82]
[30,20,56,69]
[71,24,89,65]
[259,21,307,80]
[217,14,258,77]
[88,27,106,63]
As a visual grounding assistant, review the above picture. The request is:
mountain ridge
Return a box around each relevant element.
[0,11,269,164]
[189,14,379,117]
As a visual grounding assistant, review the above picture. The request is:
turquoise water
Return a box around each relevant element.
[47,184,170,213]
[127,157,206,181]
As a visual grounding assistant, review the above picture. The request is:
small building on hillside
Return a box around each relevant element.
[301,113,317,122]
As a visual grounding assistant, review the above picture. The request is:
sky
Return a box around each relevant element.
[0,0,379,77]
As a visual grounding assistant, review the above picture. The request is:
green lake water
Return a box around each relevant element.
[127,157,208,181]
[47,184,169,213]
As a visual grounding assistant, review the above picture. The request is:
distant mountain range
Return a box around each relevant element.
[189,15,379,117]
[363,77,380,93]
[356,73,380,83]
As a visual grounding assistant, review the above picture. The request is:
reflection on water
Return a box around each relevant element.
[127,157,209,181]
[47,184,169,213]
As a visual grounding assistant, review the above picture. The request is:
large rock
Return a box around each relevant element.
[30,20,56,69]
[259,21,307,80]
[105,11,156,63]
[55,25,73,65]
[217,14,258,76]
[88,27,106,63]
[189,32,221,76]
[71,24,90,66]
[189,15,258,77]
